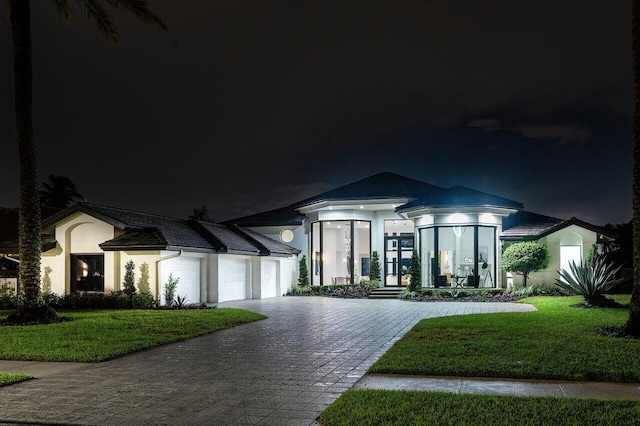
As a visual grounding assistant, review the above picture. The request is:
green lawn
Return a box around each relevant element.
[369,295,639,382]
[0,308,266,362]
[320,295,640,426]
[318,390,640,426]
[0,372,33,387]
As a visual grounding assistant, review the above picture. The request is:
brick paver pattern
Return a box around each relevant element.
[0,297,535,425]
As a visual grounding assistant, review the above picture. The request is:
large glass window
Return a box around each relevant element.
[353,221,371,283]
[310,220,371,285]
[421,228,435,287]
[419,226,496,288]
[478,226,496,287]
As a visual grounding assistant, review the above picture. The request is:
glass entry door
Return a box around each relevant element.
[384,236,414,286]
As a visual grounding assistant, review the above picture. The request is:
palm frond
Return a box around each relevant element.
[71,0,119,44]
[50,0,72,22]
[104,0,166,30]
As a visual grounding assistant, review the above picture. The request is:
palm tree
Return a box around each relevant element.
[40,175,85,208]
[625,0,640,336]
[8,0,165,323]
[189,205,212,222]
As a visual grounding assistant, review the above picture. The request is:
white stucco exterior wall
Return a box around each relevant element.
[41,212,116,294]
[509,225,600,287]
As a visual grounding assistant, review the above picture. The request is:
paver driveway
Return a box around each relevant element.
[0,297,535,426]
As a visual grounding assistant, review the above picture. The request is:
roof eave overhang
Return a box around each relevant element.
[42,204,128,230]
[402,205,519,218]
[238,221,303,228]
[499,235,540,241]
[99,244,168,251]
[99,244,219,253]
[225,249,263,256]
[296,198,410,214]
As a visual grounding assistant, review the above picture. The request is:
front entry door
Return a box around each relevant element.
[384,236,414,287]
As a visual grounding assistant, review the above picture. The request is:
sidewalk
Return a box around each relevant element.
[355,374,640,399]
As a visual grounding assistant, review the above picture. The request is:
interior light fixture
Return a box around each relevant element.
[453,226,464,237]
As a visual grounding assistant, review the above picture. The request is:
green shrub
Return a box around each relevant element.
[131,291,157,309]
[288,285,311,295]
[369,251,381,282]
[555,255,625,307]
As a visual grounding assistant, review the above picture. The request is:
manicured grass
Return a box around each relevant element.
[369,295,640,382]
[0,308,266,362]
[318,389,640,426]
[0,372,33,387]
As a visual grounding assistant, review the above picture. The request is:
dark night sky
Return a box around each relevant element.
[0,1,633,225]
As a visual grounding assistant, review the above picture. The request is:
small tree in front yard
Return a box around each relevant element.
[370,251,381,283]
[407,249,421,292]
[501,241,550,287]
[122,260,136,298]
[298,255,310,287]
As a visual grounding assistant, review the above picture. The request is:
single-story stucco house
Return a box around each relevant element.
[0,203,300,304]
[223,171,618,289]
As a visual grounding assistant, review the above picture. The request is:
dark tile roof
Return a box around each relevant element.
[191,221,262,255]
[225,172,447,226]
[69,203,214,251]
[501,211,564,240]
[37,202,299,256]
[223,205,305,227]
[0,234,57,254]
[293,172,446,207]
[98,229,168,251]
[231,226,301,257]
[501,211,618,240]
[226,172,526,227]
[399,185,524,211]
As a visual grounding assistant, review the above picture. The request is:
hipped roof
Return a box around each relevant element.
[225,172,522,226]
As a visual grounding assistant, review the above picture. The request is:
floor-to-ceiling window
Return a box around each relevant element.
[419,226,496,288]
[310,220,371,285]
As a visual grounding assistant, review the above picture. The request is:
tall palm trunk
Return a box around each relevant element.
[11,0,42,308]
[626,0,640,336]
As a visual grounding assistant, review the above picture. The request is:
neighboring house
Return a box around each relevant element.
[225,171,617,289]
[0,203,299,303]
[501,211,617,287]
[0,206,64,293]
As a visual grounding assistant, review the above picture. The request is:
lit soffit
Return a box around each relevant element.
[297,198,409,214]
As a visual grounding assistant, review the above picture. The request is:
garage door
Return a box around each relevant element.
[161,256,201,304]
[261,260,277,298]
[219,257,247,302]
